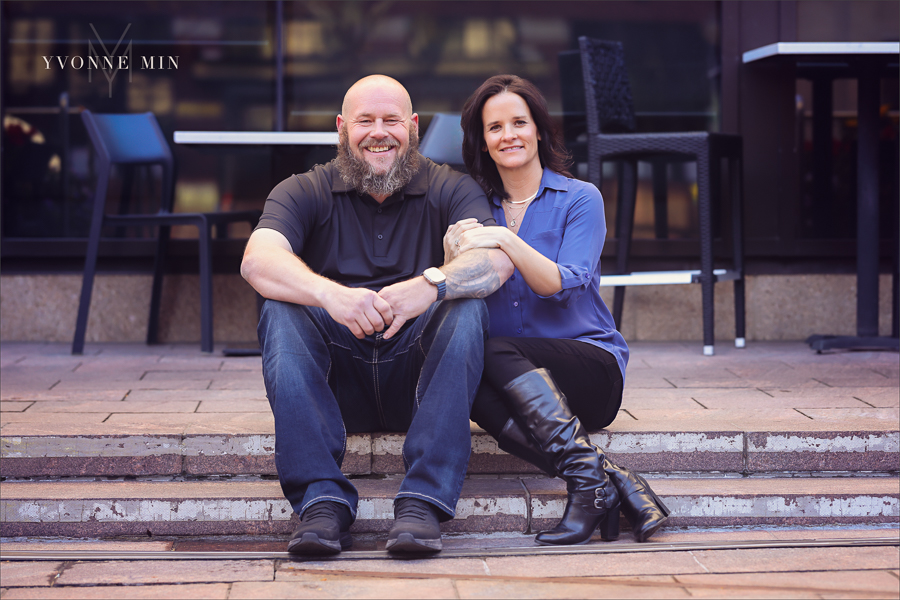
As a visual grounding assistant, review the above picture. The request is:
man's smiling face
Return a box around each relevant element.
[338,79,419,175]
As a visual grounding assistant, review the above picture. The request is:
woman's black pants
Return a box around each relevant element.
[471,336,624,438]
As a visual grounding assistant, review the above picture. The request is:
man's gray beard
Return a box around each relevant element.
[335,127,420,198]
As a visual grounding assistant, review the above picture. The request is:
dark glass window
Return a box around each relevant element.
[2,0,721,269]
[2,2,272,244]
[794,1,900,242]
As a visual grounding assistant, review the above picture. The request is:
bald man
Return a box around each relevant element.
[242,75,513,555]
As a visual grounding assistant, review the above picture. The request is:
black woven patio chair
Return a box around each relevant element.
[73,110,261,354]
[578,36,746,355]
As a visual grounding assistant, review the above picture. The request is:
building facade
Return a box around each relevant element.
[1,1,897,344]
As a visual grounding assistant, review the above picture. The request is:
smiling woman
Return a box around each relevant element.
[453,74,670,547]
[482,91,542,183]
[481,91,543,235]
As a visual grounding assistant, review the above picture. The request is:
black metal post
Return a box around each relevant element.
[811,76,833,231]
[60,92,71,236]
[856,65,879,338]
[275,0,284,132]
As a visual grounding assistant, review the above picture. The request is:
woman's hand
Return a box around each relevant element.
[443,218,483,265]
[458,225,510,254]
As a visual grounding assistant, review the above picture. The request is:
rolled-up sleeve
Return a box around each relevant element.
[537,186,606,307]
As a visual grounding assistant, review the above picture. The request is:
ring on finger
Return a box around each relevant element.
[455,238,460,246]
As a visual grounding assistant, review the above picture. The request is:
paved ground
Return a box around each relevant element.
[1,340,898,597]
[2,341,897,432]
[1,528,899,598]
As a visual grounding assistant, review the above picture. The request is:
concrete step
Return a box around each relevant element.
[1,476,897,538]
[2,426,897,478]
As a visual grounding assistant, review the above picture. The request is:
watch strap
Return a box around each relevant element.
[432,278,446,302]
[423,268,447,302]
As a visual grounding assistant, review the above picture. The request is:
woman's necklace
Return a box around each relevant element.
[503,189,538,228]
[504,203,529,228]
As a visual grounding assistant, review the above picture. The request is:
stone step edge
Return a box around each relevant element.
[2,431,897,477]
[5,430,898,456]
[1,477,897,537]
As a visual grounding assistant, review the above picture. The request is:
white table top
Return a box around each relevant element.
[743,42,900,63]
[174,131,339,145]
[599,269,730,286]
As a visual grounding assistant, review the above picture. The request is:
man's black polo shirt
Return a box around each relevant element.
[255,155,495,291]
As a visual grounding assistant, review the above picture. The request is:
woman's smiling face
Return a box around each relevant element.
[481,91,542,176]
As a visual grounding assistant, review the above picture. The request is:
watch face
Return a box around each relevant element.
[425,268,446,283]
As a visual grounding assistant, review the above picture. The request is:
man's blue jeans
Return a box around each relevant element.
[258,297,489,522]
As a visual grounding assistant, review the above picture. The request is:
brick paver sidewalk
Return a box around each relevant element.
[2,341,896,433]
[2,528,899,598]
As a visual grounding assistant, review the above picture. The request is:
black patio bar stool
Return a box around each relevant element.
[73,111,261,354]
[578,37,746,356]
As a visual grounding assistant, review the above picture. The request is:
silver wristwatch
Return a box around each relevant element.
[422,267,447,301]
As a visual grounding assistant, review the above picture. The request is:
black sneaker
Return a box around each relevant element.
[386,497,443,553]
[287,501,353,555]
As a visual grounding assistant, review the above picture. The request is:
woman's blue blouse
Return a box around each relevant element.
[484,168,629,378]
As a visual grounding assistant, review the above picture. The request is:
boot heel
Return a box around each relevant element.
[597,505,621,541]
[636,473,671,516]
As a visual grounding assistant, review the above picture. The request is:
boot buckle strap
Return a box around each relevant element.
[593,487,607,509]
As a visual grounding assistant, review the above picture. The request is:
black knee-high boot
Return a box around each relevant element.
[498,416,670,542]
[497,417,557,476]
[502,368,620,545]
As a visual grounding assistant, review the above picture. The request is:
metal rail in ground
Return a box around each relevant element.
[2,536,897,562]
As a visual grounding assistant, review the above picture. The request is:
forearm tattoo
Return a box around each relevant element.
[443,249,505,299]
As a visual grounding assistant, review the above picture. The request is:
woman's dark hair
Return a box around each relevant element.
[460,74,572,199]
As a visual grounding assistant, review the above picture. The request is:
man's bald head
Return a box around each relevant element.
[341,75,413,118]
